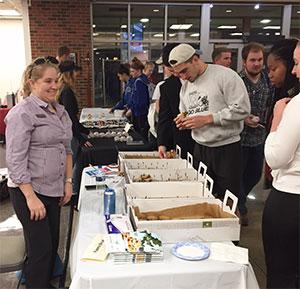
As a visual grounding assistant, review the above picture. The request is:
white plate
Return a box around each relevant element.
[172,242,210,261]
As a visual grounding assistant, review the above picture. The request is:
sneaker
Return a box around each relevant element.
[240,213,249,226]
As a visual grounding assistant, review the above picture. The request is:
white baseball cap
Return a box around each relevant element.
[155,56,163,65]
[168,43,197,67]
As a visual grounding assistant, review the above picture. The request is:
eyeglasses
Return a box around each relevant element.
[29,56,59,78]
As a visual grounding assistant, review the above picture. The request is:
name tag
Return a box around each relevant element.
[36,114,47,118]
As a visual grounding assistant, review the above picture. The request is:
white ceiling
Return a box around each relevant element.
[0,0,23,15]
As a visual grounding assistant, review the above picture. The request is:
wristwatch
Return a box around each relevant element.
[65,177,73,184]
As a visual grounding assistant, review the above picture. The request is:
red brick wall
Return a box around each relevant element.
[28,0,92,108]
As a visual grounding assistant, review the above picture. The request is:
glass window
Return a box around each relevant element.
[167,5,201,41]
[130,5,165,41]
[210,4,283,42]
[93,4,128,44]
[93,43,127,107]
[129,42,163,62]
[290,5,300,38]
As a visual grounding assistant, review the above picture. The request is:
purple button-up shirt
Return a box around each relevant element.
[5,95,73,197]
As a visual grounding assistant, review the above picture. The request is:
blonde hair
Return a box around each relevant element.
[22,58,58,97]
[144,61,155,69]
[56,70,76,101]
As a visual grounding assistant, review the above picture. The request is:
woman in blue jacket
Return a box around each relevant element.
[128,57,150,141]
[110,63,134,116]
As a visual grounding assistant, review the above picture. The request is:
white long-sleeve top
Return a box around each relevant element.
[264,93,300,194]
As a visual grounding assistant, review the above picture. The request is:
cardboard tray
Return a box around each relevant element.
[126,162,207,183]
[118,145,182,172]
[128,190,240,243]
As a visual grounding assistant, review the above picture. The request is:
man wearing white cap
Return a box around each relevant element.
[171,43,250,199]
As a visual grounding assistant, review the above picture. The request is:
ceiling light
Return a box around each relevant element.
[260,19,271,24]
[230,32,243,36]
[297,10,300,14]
[254,4,260,10]
[266,33,270,36]
[93,32,99,36]
[275,32,280,35]
[0,9,21,16]
[170,24,193,30]
[258,32,263,35]
[93,24,96,28]
[93,48,98,51]
[190,33,200,37]
[121,24,127,29]
[153,33,163,37]
[263,26,281,30]
[169,33,176,37]
[209,4,213,8]
[140,18,149,23]
[226,9,232,13]
[116,33,120,36]
[153,9,159,13]
[218,25,237,29]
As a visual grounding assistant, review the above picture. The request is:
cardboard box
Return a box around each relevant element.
[127,189,240,243]
[126,162,207,184]
[118,146,183,172]
[125,182,206,200]
[123,158,192,173]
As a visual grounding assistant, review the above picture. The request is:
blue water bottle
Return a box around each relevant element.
[104,188,116,215]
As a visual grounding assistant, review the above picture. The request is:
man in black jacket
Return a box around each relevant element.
[157,44,195,159]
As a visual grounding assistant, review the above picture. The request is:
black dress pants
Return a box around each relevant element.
[132,114,149,143]
[9,187,60,289]
[262,187,300,289]
[193,141,242,199]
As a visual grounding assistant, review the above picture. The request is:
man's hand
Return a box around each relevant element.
[245,114,260,128]
[174,114,213,130]
[158,145,167,158]
[26,194,46,221]
[59,182,73,206]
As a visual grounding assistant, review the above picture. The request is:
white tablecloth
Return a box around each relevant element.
[70,169,260,289]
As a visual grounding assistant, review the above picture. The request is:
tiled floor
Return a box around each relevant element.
[0,144,268,289]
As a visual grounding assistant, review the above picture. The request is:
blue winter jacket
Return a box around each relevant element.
[129,74,150,117]
[112,77,134,111]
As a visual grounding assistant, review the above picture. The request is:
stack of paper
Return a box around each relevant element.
[209,243,249,265]
[81,231,164,264]
[110,231,164,264]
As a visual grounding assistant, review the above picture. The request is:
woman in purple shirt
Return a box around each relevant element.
[5,57,73,289]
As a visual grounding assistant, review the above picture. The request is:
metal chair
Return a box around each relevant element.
[0,215,26,289]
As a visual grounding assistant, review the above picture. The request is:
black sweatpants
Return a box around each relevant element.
[132,114,150,143]
[262,188,300,289]
[9,187,61,289]
[193,141,242,199]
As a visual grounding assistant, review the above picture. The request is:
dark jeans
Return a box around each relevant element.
[238,144,264,215]
[9,187,60,289]
[262,188,300,289]
[132,114,149,143]
[193,141,242,199]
